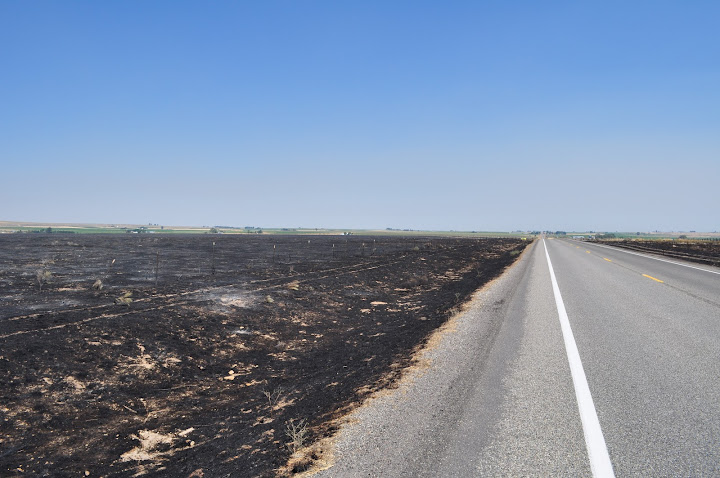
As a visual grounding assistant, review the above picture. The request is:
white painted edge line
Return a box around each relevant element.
[583,241,720,276]
[543,239,615,478]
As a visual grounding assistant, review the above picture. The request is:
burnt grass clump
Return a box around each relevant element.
[0,234,528,477]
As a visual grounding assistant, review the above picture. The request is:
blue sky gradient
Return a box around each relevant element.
[2,1,719,231]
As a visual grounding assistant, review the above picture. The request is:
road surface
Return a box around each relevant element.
[315,238,720,477]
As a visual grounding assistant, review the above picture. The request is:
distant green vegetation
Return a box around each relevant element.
[1,226,128,234]
[217,227,532,238]
[0,224,537,238]
[4,224,715,240]
[0,226,201,234]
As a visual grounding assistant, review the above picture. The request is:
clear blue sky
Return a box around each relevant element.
[2,1,719,232]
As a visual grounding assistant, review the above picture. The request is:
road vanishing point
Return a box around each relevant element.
[316,237,720,477]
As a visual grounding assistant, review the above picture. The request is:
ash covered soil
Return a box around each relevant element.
[0,234,527,477]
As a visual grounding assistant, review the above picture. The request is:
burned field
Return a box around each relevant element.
[594,239,720,267]
[0,234,527,477]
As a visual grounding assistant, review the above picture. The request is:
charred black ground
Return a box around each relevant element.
[592,239,720,267]
[0,234,527,477]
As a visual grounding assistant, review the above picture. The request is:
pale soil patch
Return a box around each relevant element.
[119,427,197,475]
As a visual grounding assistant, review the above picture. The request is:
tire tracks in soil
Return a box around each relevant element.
[0,257,409,339]
[4,258,399,322]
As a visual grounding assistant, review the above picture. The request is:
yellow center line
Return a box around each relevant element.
[586,251,591,254]
[642,274,664,283]
[604,258,612,262]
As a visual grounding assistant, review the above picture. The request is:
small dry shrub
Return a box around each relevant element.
[263,386,285,410]
[36,269,51,291]
[285,418,308,453]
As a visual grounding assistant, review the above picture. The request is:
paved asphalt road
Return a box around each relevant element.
[315,238,720,477]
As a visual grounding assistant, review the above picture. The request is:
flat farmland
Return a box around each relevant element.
[0,234,527,477]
